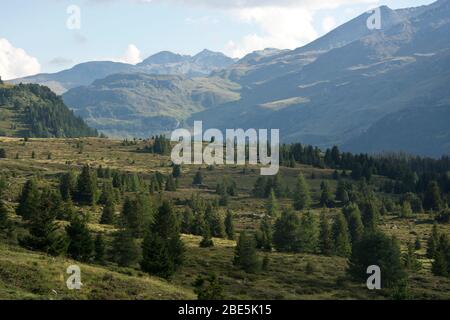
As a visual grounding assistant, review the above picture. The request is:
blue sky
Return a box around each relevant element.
[0,0,436,79]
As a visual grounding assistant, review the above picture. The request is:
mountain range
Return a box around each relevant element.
[9,0,450,157]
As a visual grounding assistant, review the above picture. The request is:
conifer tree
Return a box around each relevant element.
[193,170,203,186]
[333,212,352,257]
[172,165,182,178]
[345,204,364,244]
[400,201,413,218]
[100,199,115,225]
[21,188,67,256]
[16,178,40,220]
[0,200,14,240]
[266,189,280,217]
[181,207,194,234]
[427,224,440,259]
[224,210,235,240]
[298,211,319,254]
[194,274,225,300]
[59,171,77,201]
[423,181,443,212]
[94,234,106,264]
[66,216,94,262]
[98,180,115,205]
[74,165,98,205]
[335,180,350,204]
[165,175,177,191]
[199,223,214,248]
[293,173,311,210]
[348,232,406,288]
[319,212,334,256]
[361,201,379,233]
[205,205,225,238]
[431,234,449,277]
[233,231,259,273]
[273,209,300,252]
[112,228,140,267]
[403,242,421,272]
[255,215,272,251]
[319,181,334,208]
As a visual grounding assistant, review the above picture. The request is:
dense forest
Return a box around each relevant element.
[0,82,97,138]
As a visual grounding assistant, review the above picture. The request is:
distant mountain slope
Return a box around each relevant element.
[191,0,450,157]
[62,73,240,138]
[0,82,97,138]
[11,50,236,95]
[9,61,135,95]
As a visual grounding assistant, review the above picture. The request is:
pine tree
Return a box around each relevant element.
[431,234,449,277]
[335,180,349,204]
[255,215,272,251]
[205,205,225,238]
[427,224,440,259]
[74,165,98,205]
[233,231,259,273]
[319,212,334,256]
[319,181,334,208]
[333,212,352,257]
[345,204,364,244]
[193,170,203,186]
[403,242,421,272]
[273,209,300,252]
[361,201,379,233]
[165,175,177,191]
[141,201,184,278]
[181,207,194,234]
[348,232,406,289]
[224,210,235,240]
[66,216,94,262]
[400,201,413,218]
[16,178,40,220]
[111,228,140,267]
[199,223,214,248]
[298,211,319,253]
[266,189,280,217]
[423,181,443,212]
[293,173,311,210]
[100,200,115,225]
[21,188,67,256]
[172,165,182,178]
[59,171,77,201]
[94,234,106,264]
[98,180,115,205]
[194,274,225,300]
[0,200,14,240]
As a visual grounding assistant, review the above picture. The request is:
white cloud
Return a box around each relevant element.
[225,7,318,58]
[110,44,142,64]
[0,38,41,80]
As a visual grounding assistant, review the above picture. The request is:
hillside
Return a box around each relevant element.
[0,137,449,300]
[62,73,240,138]
[0,83,97,138]
[11,50,236,95]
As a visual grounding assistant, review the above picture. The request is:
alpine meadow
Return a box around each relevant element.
[1,0,450,309]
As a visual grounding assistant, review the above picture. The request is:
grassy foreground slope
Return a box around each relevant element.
[0,137,449,300]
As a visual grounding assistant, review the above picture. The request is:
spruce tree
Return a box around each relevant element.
[403,242,421,272]
[255,215,272,251]
[335,180,349,204]
[194,274,225,300]
[21,188,67,256]
[16,178,40,220]
[423,181,443,212]
[193,170,203,186]
[74,165,98,205]
[224,210,235,240]
[0,200,14,240]
[59,171,77,201]
[94,234,106,264]
[333,212,352,257]
[319,212,334,256]
[400,201,413,218]
[293,173,311,210]
[319,181,334,208]
[427,224,440,259]
[348,232,406,289]
[98,180,115,205]
[100,200,115,225]
[266,189,280,217]
[205,205,225,238]
[199,223,214,248]
[298,211,319,254]
[431,234,449,277]
[66,216,94,262]
[233,231,259,273]
[165,175,177,191]
[172,165,182,178]
[181,207,194,234]
[273,209,300,252]
[112,228,140,267]
[361,201,379,233]
[345,204,364,244]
